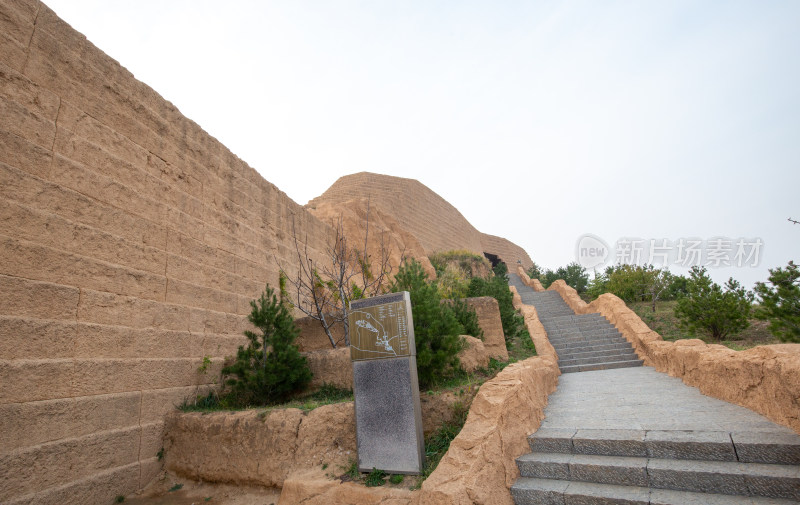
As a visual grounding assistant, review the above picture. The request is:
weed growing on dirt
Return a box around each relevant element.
[365,468,387,487]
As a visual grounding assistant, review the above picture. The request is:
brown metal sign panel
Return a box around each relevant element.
[349,291,415,361]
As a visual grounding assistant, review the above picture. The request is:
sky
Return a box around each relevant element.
[46,0,800,289]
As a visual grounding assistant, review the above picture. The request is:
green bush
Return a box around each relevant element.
[467,263,525,342]
[390,259,464,387]
[754,261,800,343]
[674,266,753,341]
[221,285,312,406]
[528,262,589,293]
[429,250,488,276]
[435,263,470,299]
[588,265,688,306]
[449,298,483,339]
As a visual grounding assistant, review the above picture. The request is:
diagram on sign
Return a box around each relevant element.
[349,301,410,359]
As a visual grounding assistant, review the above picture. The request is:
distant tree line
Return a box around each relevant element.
[527,260,799,344]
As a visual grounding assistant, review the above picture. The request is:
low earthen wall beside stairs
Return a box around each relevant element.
[515,268,800,433]
[413,288,560,505]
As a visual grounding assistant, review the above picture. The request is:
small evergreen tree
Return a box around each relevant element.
[674,266,753,341]
[449,298,483,339]
[390,259,463,387]
[527,262,589,293]
[467,263,525,342]
[754,261,800,343]
[222,285,312,406]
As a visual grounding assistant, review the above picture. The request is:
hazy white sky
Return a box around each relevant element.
[46,0,799,288]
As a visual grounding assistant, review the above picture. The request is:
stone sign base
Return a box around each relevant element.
[353,356,425,474]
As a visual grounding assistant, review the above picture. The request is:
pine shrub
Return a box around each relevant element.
[467,264,524,342]
[449,298,483,339]
[222,285,312,406]
[390,259,464,387]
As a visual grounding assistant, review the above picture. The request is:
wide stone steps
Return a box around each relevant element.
[547,326,611,334]
[551,341,633,353]
[558,351,639,367]
[507,273,643,374]
[548,330,623,342]
[559,359,645,374]
[511,428,800,504]
[550,337,624,346]
[511,478,799,504]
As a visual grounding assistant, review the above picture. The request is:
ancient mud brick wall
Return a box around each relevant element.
[464,296,508,361]
[480,233,533,270]
[308,172,534,268]
[0,1,332,503]
[308,172,484,254]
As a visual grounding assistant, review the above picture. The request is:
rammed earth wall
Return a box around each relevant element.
[0,1,333,503]
[0,2,537,503]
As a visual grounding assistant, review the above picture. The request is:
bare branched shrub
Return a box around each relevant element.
[280,201,395,348]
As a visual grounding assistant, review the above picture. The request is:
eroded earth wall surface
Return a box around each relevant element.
[308,172,534,268]
[0,1,333,503]
[0,2,536,503]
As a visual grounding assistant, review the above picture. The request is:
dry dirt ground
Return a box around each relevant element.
[123,472,280,505]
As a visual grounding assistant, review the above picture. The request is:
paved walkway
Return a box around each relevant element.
[508,273,800,504]
[540,366,796,434]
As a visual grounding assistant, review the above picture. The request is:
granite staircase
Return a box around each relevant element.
[507,273,800,504]
[508,275,642,373]
[512,427,800,504]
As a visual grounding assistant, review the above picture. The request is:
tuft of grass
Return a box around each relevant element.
[179,383,353,413]
[115,496,125,503]
[341,459,360,482]
[168,483,183,492]
[364,468,386,487]
[390,474,404,485]
[412,402,469,488]
[275,383,353,412]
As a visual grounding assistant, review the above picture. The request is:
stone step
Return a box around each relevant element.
[545,317,614,326]
[547,327,622,337]
[551,339,632,352]
[534,309,575,316]
[527,429,800,465]
[530,301,572,307]
[535,309,575,316]
[546,329,621,340]
[511,477,649,505]
[511,477,799,505]
[537,313,576,319]
[543,316,614,328]
[551,341,627,352]
[546,324,617,332]
[544,321,616,330]
[558,352,639,367]
[544,315,611,325]
[545,314,605,323]
[560,359,643,373]
[549,337,627,349]
[515,453,800,499]
[558,347,640,361]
